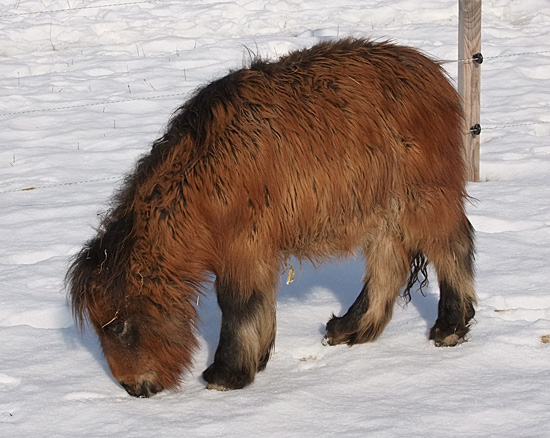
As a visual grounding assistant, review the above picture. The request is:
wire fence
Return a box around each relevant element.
[1,47,548,120]
[444,49,550,64]
[0,91,188,117]
[0,176,122,194]
[0,0,163,18]
[1,1,549,195]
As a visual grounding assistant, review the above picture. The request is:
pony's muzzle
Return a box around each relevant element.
[120,380,163,398]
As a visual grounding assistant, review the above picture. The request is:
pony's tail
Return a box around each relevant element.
[402,253,429,302]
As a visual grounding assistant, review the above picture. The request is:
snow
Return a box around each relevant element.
[1,0,549,436]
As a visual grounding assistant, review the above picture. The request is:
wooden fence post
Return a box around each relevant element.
[458,0,482,182]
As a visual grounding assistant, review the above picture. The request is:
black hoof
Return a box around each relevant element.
[325,314,381,346]
[202,362,254,391]
[325,315,357,346]
[429,324,469,347]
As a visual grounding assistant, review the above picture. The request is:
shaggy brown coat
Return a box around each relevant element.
[67,38,476,397]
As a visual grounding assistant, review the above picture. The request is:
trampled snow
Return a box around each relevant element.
[1,0,549,436]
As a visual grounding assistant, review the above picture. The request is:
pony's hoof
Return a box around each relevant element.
[202,362,253,390]
[206,382,230,391]
[432,333,461,347]
[430,325,469,347]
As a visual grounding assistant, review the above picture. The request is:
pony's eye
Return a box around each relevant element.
[107,321,126,336]
[102,319,138,346]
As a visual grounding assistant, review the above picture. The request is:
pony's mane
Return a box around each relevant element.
[66,71,244,327]
[110,69,245,226]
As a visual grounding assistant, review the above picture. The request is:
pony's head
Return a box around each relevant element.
[66,223,199,398]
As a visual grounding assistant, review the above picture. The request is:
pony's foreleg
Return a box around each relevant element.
[203,276,277,390]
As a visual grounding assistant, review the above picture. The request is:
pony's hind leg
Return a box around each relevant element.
[428,218,476,346]
[203,273,277,390]
[325,234,409,346]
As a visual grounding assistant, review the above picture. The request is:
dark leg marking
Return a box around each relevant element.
[203,281,276,390]
[324,281,370,346]
[429,280,475,346]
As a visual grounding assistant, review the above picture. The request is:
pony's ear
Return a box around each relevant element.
[66,241,102,331]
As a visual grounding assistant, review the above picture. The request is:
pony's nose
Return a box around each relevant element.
[120,380,163,398]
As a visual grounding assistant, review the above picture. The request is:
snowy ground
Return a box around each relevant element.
[1,0,549,436]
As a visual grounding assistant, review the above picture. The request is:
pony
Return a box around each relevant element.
[67,38,476,398]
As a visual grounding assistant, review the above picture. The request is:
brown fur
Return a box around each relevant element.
[67,38,476,397]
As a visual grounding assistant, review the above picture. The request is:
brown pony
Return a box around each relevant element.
[67,38,476,397]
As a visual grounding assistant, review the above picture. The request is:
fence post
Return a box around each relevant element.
[458,0,482,182]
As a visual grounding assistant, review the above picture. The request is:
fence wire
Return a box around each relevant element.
[0,0,163,18]
[1,48,548,118]
[444,49,550,64]
[0,176,123,194]
[0,92,188,117]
